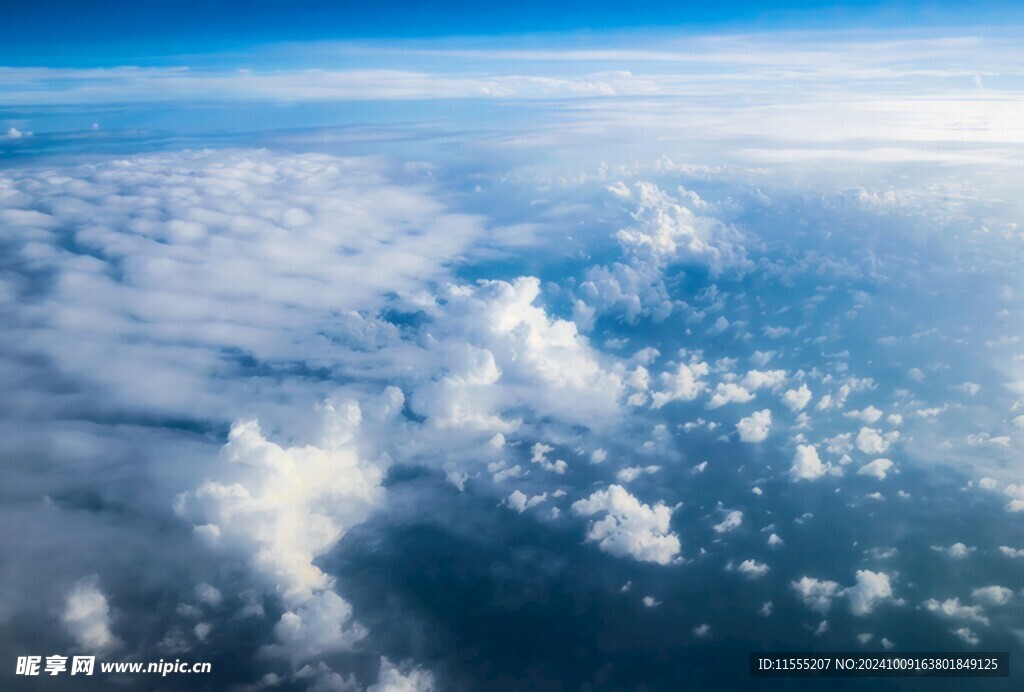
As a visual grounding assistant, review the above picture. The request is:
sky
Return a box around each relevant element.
[2,2,1024,691]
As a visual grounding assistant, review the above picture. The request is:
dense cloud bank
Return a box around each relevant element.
[2,145,1024,690]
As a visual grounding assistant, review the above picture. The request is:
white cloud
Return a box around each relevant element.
[999,546,1024,558]
[950,382,982,396]
[707,382,755,409]
[176,402,386,662]
[792,577,842,613]
[970,586,1013,606]
[782,384,812,412]
[794,572,896,616]
[368,657,435,692]
[844,406,883,424]
[767,533,784,547]
[713,510,743,533]
[741,369,787,391]
[922,598,989,626]
[931,543,975,559]
[855,427,898,455]
[790,444,839,481]
[738,559,770,579]
[692,623,711,638]
[951,628,980,646]
[737,409,772,443]
[651,360,709,409]
[506,490,548,513]
[844,570,894,616]
[616,465,661,483]
[1004,484,1024,512]
[858,458,894,480]
[571,485,681,564]
[63,575,121,652]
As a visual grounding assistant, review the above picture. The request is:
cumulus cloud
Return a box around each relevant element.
[175,401,386,662]
[922,598,989,626]
[858,458,894,480]
[931,543,975,559]
[713,510,743,533]
[737,559,770,579]
[782,384,812,412]
[844,406,883,424]
[367,657,435,692]
[651,360,709,409]
[792,577,843,613]
[970,586,1013,606]
[737,409,772,443]
[790,444,839,481]
[63,575,121,652]
[855,427,898,455]
[794,571,896,615]
[707,382,755,409]
[844,570,895,616]
[571,485,681,564]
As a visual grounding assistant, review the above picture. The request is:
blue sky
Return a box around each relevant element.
[2,4,1024,691]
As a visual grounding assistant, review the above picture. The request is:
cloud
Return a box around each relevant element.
[713,510,743,533]
[615,465,661,483]
[931,543,975,559]
[855,427,898,455]
[707,382,755,409]
[857,458,894,480]
[367,657,436,692]
[737,559,770,579]
[951,627,980,646]
[792,577,842,614]
[571,485,681,565]
[651,360,709,409]
[63,575,121,652]
[782,384,812,412]
[741,369,787,391]
[999,546,1024,558]
[790,444,839,481]
[844,570,895,616]
[175,402,386,662]
[844,406,883,423]
[922,598,989,626]
[737,409,772,443]
[970,586,1013,606]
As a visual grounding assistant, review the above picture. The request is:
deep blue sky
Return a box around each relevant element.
[3,0,1022,65]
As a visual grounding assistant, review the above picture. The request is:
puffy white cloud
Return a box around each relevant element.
[643,596,661,608]
[506,490,548,513]
[855,427,898,455]
[63,575,121,652]
[615,465,661,483]
[707,382,755,409]
[1004,484,1024,512]
[175,401,386,662]
[767,533,784,547]
[741,369,787,391]
[999,546,1024,558]
[571,485,681,565]
[737,409,772,443]
[794,572,896,616]
[651,360,709,409]
[792,577,842,613]
[737,559,770,579]
[692,623,711,638]
[782,384,812,412]
[367,657,435,692]
[844,570,894,616]
[922,598,989,626]
[951,628,980,646]
[844,406,883,424]
[578,182,747,322]
[713,510,743,533]
[858,458,894,480]
[790,444,839,481]
[931,543,975,559]
[970,586,1013,606]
